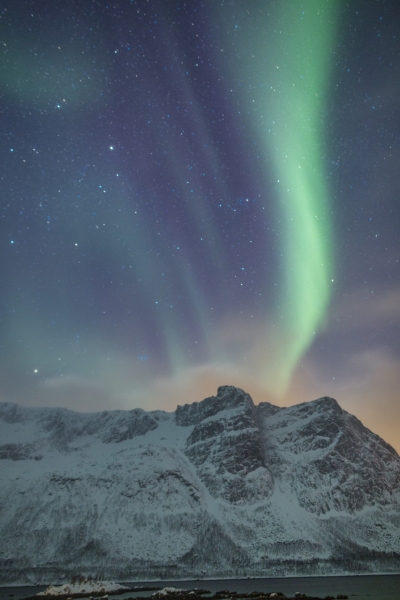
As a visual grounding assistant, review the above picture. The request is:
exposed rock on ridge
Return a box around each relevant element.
[258,395,400,514]
[180,386,273,503]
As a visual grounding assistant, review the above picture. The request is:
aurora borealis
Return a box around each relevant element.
[1,0,399,451]
[235,0,339,393]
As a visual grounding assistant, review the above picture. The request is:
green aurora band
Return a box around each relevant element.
[237,1,340,393]
[268,1,339,393]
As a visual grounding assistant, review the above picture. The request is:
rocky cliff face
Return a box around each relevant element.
[257,396,400,515]
[0,386,399,584]
[178,386,273,504]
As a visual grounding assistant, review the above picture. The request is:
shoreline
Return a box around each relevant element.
[1,572,399,588]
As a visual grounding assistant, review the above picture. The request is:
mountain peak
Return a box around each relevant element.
[175,385,253,427]
[312,395,341,409]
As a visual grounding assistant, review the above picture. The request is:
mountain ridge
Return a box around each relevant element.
[0,386,399,584]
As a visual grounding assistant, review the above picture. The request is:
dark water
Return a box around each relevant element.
[1,575,399,600]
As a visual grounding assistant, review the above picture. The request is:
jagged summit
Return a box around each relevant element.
[0,387,399,583]
[299,395,341,410]
[175,384,253,426]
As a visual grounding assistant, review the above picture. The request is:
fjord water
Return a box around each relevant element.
[1,575,399,600]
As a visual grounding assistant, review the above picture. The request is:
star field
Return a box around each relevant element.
[0,0,399,451]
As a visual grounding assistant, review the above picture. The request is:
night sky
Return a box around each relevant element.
[1,0,399,451]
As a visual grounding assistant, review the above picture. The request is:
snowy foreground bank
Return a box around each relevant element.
[36,581,130,597]
[34,581,161,598]
[30,581,349,600]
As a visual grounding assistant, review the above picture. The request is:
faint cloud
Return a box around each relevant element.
[4,305,399,455]
[284,349,400,453]
[336,349,400,453]
[329,287,400,332]
[38,374,116,413]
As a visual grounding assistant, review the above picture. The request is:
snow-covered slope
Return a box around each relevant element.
[0,386,399,584]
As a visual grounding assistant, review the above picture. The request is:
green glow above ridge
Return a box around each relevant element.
[267,1,339,393]
[240,1,340,393]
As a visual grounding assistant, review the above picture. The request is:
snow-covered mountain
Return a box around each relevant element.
[0,386,399,584]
